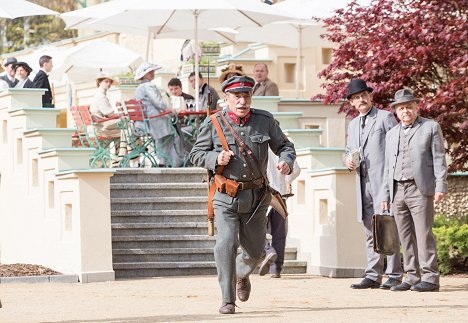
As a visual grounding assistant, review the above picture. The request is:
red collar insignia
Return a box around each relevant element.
[227,110,251,125]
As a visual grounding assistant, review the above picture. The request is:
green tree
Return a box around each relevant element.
[0,0,78,54]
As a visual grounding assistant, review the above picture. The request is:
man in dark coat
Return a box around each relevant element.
[32,55,54,107]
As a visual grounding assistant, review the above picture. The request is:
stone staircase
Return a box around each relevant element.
[110,168,307,278]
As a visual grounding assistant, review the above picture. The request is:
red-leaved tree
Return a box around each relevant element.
[314,0,467,172]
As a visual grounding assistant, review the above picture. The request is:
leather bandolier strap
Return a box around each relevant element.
[207,113,229,236]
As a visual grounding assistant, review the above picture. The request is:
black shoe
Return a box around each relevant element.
[350,278,380,289]
[390,282,412,291]
[380,277,402,289]
[219,302,235,314]
[411,281,439,292]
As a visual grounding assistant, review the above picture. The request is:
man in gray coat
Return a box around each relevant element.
[189,76,295,314]
[384,89,447,292]
[345,79,403,290]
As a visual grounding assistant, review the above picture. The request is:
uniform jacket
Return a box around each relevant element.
[32,70,53,107]
[345,107,397,222]
[190,108,296,183]
[384,116,448,202]
[253,78,279,96]
[135,80,173,139]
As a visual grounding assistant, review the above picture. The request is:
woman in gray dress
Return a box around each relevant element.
[134,62,184,167]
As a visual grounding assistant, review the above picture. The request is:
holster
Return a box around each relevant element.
[214,174,226,193]
[214,174,239,197]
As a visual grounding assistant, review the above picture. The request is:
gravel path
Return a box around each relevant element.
[0,275,467,322]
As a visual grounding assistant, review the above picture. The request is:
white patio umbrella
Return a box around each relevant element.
[60,0,294,110]
[50,41,144,83]
[232,0,372,98]
[0,0,58,19]
[23,40,143,83]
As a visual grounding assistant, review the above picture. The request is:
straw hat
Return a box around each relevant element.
[218,63,245,82]
[95,73,117,87]
[134,62,162,80]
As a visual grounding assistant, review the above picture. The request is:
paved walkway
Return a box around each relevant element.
[0,275,467,322]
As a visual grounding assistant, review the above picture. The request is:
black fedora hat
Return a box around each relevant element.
[346,79,373,100]
[14,62,33,75]
[391,88,420,106]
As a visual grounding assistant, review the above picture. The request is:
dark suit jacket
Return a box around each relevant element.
[32,70,53,107]
[17,79,34,88]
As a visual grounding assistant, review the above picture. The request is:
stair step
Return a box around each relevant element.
[113,261,307,278]
[110,182,207,198]
[111,209,207,223]
[111,196,207,211]
[112,222,208,236]
[112,235,216,249]
[112,247,301,263]
[111,168,207,184]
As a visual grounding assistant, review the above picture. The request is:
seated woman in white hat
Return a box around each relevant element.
[134,62,185,167]
[90,73,122,139]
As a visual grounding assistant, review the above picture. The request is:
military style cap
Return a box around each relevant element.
[221,75,255,93]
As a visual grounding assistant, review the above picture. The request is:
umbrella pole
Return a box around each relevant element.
[295,26,302,99]
[145,31,152,60]
[194,10,200,111]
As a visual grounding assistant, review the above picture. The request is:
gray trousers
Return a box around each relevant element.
[393,180,439,285]
[213,189,269,303]
[361,176,403,282]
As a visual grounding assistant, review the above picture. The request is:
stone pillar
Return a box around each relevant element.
[287,168,366,277]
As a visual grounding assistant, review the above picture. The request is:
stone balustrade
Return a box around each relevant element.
[0,89,115,283]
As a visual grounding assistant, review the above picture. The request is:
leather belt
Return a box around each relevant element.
[396,179,414,183]
[237,178,264,190]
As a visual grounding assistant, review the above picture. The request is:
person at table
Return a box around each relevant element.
[135,62,185,167]
[89,73,121,139]
[188,71,220,111]
[14,62,34,89]
[167,77,194,112]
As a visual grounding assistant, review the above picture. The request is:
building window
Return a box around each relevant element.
[322,48,333,65]
[284,63,296,83]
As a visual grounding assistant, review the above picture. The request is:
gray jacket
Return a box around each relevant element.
[345,107,397,222]
[384,116,448,202]
[135,80,173,139]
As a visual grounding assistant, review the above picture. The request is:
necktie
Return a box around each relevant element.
[361,115,367,128]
